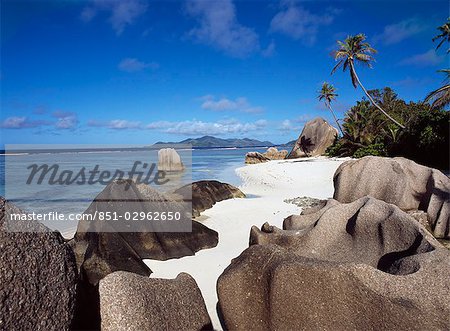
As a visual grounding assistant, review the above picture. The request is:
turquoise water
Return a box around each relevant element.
[0,148,266,229]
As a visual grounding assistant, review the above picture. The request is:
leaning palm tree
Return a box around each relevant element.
[432,18,450,53]
[331,34,405,129]
[425,69,450,109]
[318,82,344,135]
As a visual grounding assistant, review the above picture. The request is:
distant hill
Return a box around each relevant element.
[154,135,275,148]
[275,140,296,148]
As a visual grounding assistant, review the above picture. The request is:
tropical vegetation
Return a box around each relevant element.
[318,82,344,136]
[331,34,405,128]
[322,21,449,170]
[326,87,449,169]
[425,19,450,110]
[432,18,450,53]
[425,69,450,109]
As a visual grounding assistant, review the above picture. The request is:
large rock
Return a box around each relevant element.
[174,180,245,217]
[333,156,450,239]
[263,147,288,160]
[73,180,218,278]
[245,148,288,164]
[70,180,218,329]
[99,271,212,331]
[158,148,184,172]
[218,197,450,330]
[0,197,77,330]
[245,152,270,164]
[287,117,338,158]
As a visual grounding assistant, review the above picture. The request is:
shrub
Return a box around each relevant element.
[391,107,449,169]
[353,143,387,158]
[326,138,344,157]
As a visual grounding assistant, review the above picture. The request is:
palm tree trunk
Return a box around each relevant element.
[326,101,344,136]
[349,61,406,129]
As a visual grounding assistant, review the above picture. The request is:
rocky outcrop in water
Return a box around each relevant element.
[99,271,212,331]
[218,197,450,330]
[287,117,338,158]
[333,156,450,239]
[174,180,245,217]
[158,148,184,172]
[0,197,77,331]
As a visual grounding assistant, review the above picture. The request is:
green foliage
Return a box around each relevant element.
[353,143,387,158]
[331,34,376,88]
[432,18,450,53]
[326,139,345,157]
[391,106,449,169]
[425,69,450,110]
[419,125,440,147]
[328,87,450,169]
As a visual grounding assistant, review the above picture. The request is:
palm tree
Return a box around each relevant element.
[331,34,405,129]
[432,18,450,53]
[425,69,450,109]
[318,82,344,135]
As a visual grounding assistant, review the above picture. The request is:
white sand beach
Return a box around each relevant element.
[145,156,348,329]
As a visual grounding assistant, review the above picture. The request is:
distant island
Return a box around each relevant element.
[0,137,296,155]
[154,135,294,148]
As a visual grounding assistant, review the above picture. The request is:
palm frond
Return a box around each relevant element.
[343,60,349,72]
[425,84,450,109]
[433,18,450,52]
[331,60,344,74]
[355,53,375,62]
[331,33,377,74]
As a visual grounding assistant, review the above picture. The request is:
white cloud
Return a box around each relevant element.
[87,118,268,136]
[1,111,79,130]
[270,1,336,45]
[52,111,79,130]
[146,120,172,129]
[146,118,267,136]
[399,49,444,67]
[88,119,142,129]
[200,95,264,113]
[81,0,148,35]
[185,0,260,58]
[118,58,159,72]
[0,116,55,129]
[255,119,268,127]
[278,115,313,132]
[262,40,276,57]
[279,119,295,132]
[109,119,141,129]
[1,117,40,129]
[374,18,425,45]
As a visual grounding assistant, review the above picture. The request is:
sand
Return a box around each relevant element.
[144,156,348,329]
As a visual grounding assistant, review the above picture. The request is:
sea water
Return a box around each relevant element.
[0,147,267,232]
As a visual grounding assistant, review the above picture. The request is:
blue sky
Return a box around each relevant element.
[1,0,448,146]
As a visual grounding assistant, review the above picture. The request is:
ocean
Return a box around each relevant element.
[0,147,268,232]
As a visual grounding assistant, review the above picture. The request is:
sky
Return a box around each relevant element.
[1,0,448,146]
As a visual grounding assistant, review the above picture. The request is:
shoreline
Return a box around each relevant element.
[144,156,348,329]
